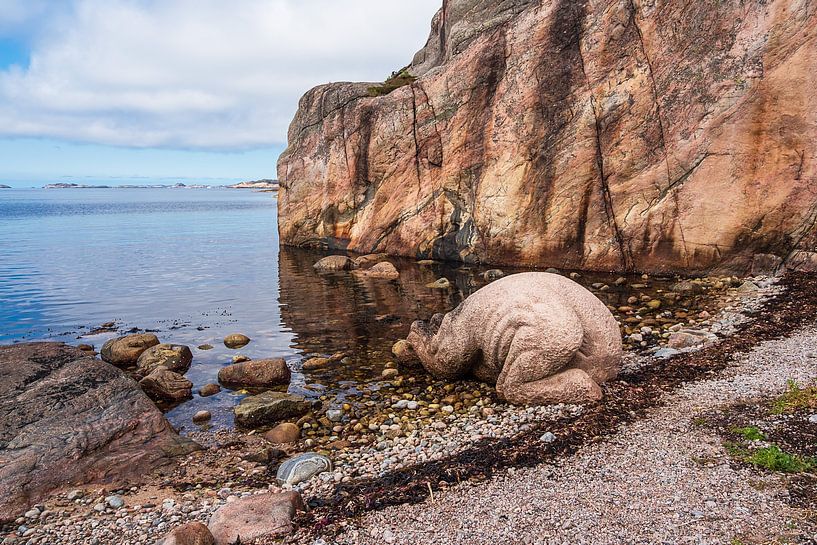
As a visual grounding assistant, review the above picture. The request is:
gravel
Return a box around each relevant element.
[321,326,817,545]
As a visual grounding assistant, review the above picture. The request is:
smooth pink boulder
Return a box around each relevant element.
[207,491,305,544]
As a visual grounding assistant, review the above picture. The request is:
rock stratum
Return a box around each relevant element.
[0,343,199,521]
[277,0,817,274]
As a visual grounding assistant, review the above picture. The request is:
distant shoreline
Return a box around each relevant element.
[26,180,280,191]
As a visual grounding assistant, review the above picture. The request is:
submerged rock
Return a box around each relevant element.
[218,358,291,389]
[139,368,193,401]
[313,255,354,271]
[408,272,622,405]
[0,343,199,522]
[233,392,311,428]
[426,278,451,289]
[352,253,390,269]
[207,491,304,544]
[223,333,250,349]
[351,261,400,279]
[101,333,160,367]
[198,383,221,397]
[136,343,193,375]
[276,453,332,485]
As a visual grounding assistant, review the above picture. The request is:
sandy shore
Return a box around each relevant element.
[319,326,817,545]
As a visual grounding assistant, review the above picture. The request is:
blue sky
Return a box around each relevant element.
[0,0,440,187]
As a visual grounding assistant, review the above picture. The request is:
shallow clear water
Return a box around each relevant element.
[0,188,727,435]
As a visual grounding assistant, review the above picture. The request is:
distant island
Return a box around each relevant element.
[226,179,279,191]
[41,180,278,191]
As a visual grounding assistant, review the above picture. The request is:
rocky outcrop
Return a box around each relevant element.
[278,0,817,274]
[0,343,199,522]
[407,273,622,404]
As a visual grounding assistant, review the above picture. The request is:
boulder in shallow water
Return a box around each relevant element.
[223,333,250,349]
[0,342,199,522]
[155,522,215,545]
[352,253,390,269]
[276,452,332,485]
[218,358,291,389]
[233,392,311,428]
[198,383,221,397]
[351,261,400,279]
[137,343,193,375]
[313,255,354,271]
[101,333,160,367]
[139,368,193,402]
[207,491,304,545]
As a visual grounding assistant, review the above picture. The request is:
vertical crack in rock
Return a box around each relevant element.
[627,0,672,189]
[590,95,633,271]
[409,84,423,195]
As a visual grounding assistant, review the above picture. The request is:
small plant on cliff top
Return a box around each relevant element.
[771,379,817,414]
[368,67,416,97]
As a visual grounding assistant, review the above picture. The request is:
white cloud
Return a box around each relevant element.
[0,0,440,149]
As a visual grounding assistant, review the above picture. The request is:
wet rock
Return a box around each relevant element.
[198,383,221,397]
[76,344,94,351]
[668,329,718,349]
[302,352,346,371]
[276,453,332,485]
[218,358,291,388]
[392,339,418,364]
[408,272,622,405]
[426,278,451,289]
[139,368,193,402]
[483,269,504,281]
[313,255,354,271]
[136,344,193,375]
[381,368,399,379]
[197,344,214,351]
[100,334,160,367]
[192,410,212,423]
[264,422,301,444]
[156,522,215,545]
[351,261,400,279]
[0,343,198,522]
[223,334,250,349]
[207,491,304,545]
[670,280,704,295]
[233,392,311,428]
[231,354,250,363]
[352,253,390,269]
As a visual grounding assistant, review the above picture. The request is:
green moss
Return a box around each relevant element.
[745,446,815,473]
[771,379,817,414]
[730,426,766,441]
[367,68,416,97]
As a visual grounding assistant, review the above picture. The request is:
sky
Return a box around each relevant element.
[0,0,440,187]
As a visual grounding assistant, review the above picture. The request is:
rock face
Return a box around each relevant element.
[218,358,291,389]
[0,343,199,522]
[278,0,817,275]
[137,344,193,375]
[207,491,304,545]
[101,334,160,367]
[407,272,622,404]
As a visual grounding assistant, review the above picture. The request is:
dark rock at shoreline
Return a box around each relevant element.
[313,255,355,271]
[101,333,160,367]
[218,358,291,389]
[222,333,250,349]
[198,383,221,397]
[0,342,199,522]
[233,392,310,428]
[137,343,193,375]
[140,368,193,401]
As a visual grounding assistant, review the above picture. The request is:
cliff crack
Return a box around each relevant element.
[795,149,805,180]
[627,0,672,189]
[590,95,633,271]
[409,84,423,194]
[297,92,370,141]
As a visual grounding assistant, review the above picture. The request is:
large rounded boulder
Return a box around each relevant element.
[136,343,193,375]
[100,334,160,367]
[218,358,291,389]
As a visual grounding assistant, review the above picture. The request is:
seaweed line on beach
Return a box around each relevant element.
[293,273,817,537]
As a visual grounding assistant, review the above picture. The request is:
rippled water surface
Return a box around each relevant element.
[0,188,730,434]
